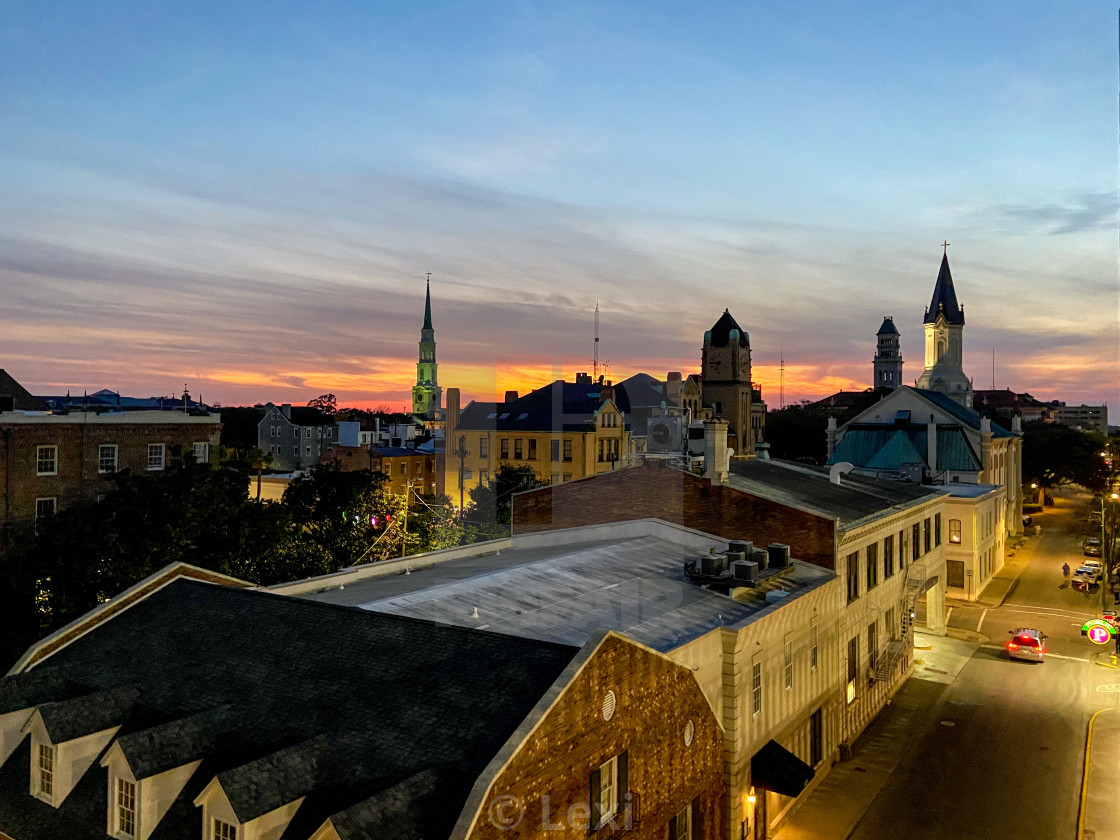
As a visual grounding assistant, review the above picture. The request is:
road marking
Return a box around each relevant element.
[1095,684,1120,692]
[1080,709,1115,839]
[999,605,1096,620]
[977,609,989,632]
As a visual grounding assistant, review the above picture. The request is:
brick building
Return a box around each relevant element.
[0,410,221,529]
[0,563,723,840]
[321,444,438,496]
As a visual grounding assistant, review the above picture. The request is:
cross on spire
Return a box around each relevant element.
[941,240,950,255]
[426,271,432,284]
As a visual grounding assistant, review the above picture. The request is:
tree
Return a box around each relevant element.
[307,393,338,416]
[763,401,828,463]
[462,465,547,539]
[1021,421,1108,490]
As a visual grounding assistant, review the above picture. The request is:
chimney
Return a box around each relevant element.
[446,388,461,440]
[927,417,937,473]
[281,403,292,420]
[666,372,682,405]
[1011,414,1022,434]
[576,372,592,385]
[504,390,518,403]
[826,415,837,458]
[599,385,615,405]
[754,442,770,460]
[703,419,730,485]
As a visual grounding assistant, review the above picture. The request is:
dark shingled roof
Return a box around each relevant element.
[0,579,578,840]
[924,254,965,325]
[876,317,899,335]
[706,309,750,347]
[457,380,613,432]
[914,388,1013,438]
[0,369,49,411]
[614,373,676,410]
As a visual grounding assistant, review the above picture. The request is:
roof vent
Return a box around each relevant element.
[730,560,757,583]
[829,462,854,484]
[700,554,728,577]
[751,548,769,571]
[767,544,791,569]
[684,720,695,746]
[729,540,753,556]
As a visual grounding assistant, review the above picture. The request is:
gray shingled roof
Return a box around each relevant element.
[0,579,578,840]
[924,254,965,325]
[456,380,612,432]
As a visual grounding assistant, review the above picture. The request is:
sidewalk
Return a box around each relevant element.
[1082,708,1120,840]
[974,531,1044,608]
[771,632,971,840]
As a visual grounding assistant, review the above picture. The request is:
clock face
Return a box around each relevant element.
[711,358,722,371]
[652,423,672,445]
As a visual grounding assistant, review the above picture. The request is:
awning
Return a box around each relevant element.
[750,739,814,798]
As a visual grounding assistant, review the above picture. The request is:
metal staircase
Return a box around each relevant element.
[873,564,926,683]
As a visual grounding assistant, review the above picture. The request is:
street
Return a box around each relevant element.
[848,491,1116,840]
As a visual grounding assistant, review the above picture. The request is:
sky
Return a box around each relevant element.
[1,1,1116,413]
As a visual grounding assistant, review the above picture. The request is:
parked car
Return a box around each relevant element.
[1007,628,1047,662]
[1085,536,1103,557]
[1073,565,1101,591]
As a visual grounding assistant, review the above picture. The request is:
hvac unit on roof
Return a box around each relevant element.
[646,415,684,453]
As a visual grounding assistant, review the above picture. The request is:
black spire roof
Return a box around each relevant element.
[707,309,749,348]
[422,278,433,331]
[876,317,899,336]
[924,255,964,325]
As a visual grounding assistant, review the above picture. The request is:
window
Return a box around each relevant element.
[305,428,312,439]
[36,445,57,476]
[528,439,537,460]
[751,658,762,715]
[868,621,878,675]
[147,443,165,471]
[35,498,56,520]
[563,439,573,462]
[886,607,897,641]
[591,752,627,827]
[923,518,931,553]
[883,535,895,578]
[399,463,406,475]
[293,428,298,439]
[947,560,965,588]
[846,637,858,704]
[598,440,605,462]
[810,708,823,766]
[912,523,921,561]
[99,444,118,473]
[500,438,509,459]
[37,743,53,798]
[213,819,237,840]
[551,440,560,461]
[783,637,793,690]
[934,513,942,546]
[479,437,489,459]
[949,519,962,544]
[193,442,210,464]
[305,445,312,456]
[810,622,818,671]
[669,804,693,840]
[866,543,879,590]
[898,529,907,569]
[116,777,137,838]
[514,439,523,459]
[846,552,859,603]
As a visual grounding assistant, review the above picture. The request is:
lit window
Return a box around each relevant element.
[846,636,858,704]
[35,497,56,520]
[36,445,58,476]
[37,743,53,799]
[116,777,137,838]
[99,444,118,473]
[213,819,237,840]
[949,519,962,544]
[147,444,165,471]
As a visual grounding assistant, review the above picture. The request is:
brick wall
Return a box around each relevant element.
[0,419,220,526]
[466,633,724,840]
[512,462,837,569]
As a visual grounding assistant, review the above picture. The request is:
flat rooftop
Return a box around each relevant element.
[287,521,835,652]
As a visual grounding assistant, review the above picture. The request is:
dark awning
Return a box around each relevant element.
[751,739,814,798]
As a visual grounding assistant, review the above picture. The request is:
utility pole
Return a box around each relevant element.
[452,436,471,516]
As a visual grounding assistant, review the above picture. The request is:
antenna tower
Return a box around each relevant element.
[991,347,996,390]
[779,348,785,409]
[593,297,600,380]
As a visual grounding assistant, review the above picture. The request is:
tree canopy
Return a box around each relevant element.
[1021,421,1108,490]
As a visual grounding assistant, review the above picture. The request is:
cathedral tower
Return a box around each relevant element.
[915,251,972,408]
[700,309,753,457]
[873,316,903,389]
[411,277,442,416]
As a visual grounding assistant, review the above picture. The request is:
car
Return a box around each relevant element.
[1073,565,1102,588]
[1085,536,1103,557]
[1083,559,1103,574]
[1007,628,1047,662]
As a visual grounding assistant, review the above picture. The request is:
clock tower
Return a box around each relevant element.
[411,276,442,416]
[700,309,754,458]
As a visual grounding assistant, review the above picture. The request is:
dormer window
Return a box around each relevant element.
[213,817,237,840]
[115,777,137,838]
[36,743,54,800]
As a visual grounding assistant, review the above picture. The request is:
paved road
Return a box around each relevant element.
[849,492,1118,840]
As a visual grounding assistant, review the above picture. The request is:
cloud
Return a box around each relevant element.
[962,192,1116,236]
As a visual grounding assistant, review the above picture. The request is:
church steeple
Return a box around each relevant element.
[924,253,965,326]
[412,274,442,416]
[915,248,972,408]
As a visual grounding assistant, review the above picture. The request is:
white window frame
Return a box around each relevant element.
[810,621,819,671]
[783,636,794,690]
[114,776,138,839]
[99,444,118,474]
[147,443,166,471]
[598,754,619,823]
[35,742,54,802]
[36,445,58,476]
[212,818,238,840]
[35,497,56,520]
[751,658,762,716]
[673,804,692,840]
[193,442,210,464]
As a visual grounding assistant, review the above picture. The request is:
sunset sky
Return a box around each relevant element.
[1,2,1116,413]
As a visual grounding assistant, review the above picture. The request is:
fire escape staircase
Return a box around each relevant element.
[874,564,926,683]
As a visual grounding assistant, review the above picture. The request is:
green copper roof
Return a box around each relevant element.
[865,430,925,469]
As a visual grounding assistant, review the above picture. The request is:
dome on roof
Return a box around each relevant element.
[707,309,750,348]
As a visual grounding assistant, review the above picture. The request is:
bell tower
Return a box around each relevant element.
[873,316,903,389]
[915,246,972,408]
[411,274,442,416]
[700,309,753,457]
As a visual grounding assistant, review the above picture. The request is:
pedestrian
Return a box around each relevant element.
[1062,562,1070,578]
[1112,581,1119,606]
